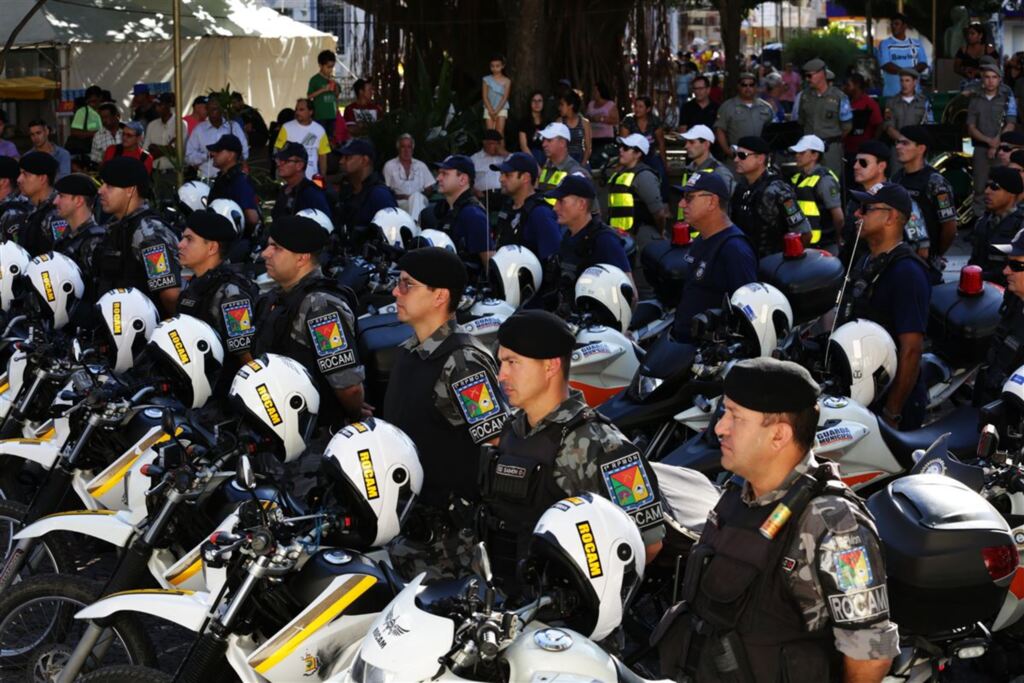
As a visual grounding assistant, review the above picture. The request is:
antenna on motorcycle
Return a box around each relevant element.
[472,542,494,585]
[823,217,865,376]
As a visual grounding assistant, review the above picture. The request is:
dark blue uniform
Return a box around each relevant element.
[672,224,757,339]
[271,178,333,223]
[340,172,397,230]
[494,197,563,261]
[209,165,259,216]
[450,194,493,256]
[564,221,631,273]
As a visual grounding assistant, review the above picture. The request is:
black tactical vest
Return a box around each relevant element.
[495,193,546,249]
[731,173,790,258]
[544,220,616,312]
[94,209,156,295]
[977,295,1024,404]
[839,242,924,331]
[382,330,491,508]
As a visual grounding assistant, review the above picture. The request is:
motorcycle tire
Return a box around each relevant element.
[79,665,172,683]
[0,574,156,675]
[0,499,72,579]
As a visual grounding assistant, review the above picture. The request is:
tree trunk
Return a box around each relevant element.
[717,0,742,98]
[508,0,547,113]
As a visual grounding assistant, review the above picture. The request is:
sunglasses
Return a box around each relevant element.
[396,277,427,294]
[1000,145,1016,153]
[618,144,642,152]
[987,181,1009,192]
[681,192,715,203]
[854,158,872,168]
[1007,260,1024,273]
[735,151,760,160]
[860,205,893,214]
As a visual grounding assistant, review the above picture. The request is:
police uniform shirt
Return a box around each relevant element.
[563,220,632,273]
[840,182,930,265]
[209,165,260,215]
[881,94,933,134]
[340,171,397,230]
[56,215,105,277]
[0,192,32,243]
[860,250,931,339]
[683,157,736,198]
[178,266,256,357]
[17,191,66,256]
[494,196,563,260]
[672,224,757,340]
[111,204,183,295]
[744,452,899,661]
[970,205,1024,284]
[448,190,492,255]
[628,164,667,219]
[797,86,854,140]
[270,179,333,223]
[733,172,812,255]
[713,96,775,143]
[967,89,1019,142]
[504,390,666,544]
[538,157,599,214]
[271,268,363,389]
[791,164,842,241]
[892,166,957,245]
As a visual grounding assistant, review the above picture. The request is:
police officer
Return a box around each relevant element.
[608,133,669,240]
[383,247,509,579]
[970,167,1024,285]
[966,62,1018,218]
[95,157,182,317]
[892,125,958,261]
[207,134,261,237]
[841,184,931,429]
[270,142,333,223]
[798,58,854,174]
[677,124,736,235]
[12,152,64,256]
[672,173,757,341]
[0,157,30,237]
[654,357,898,682]
[542,175,633,314]
[975,228,1024,404]
[52,173,105,286]
[840,140,930,266]
[536,122,593,207]
[881,69,933,173]
[177,209,258,396]
[788,134,844,249]
[337,138,397,234]
[491,152,561,260]
[714,72,774,165]
[253,215,365,428]
[481,310,665,589]
[731,136,812,257]
[433,154,492,270]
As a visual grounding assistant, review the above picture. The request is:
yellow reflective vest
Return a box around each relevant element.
[789,169,840,244]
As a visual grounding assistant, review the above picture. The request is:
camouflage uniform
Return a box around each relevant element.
[386,319,509,580]
[760,453,899,662]
[0,191,31,241]
[94,203,183,305]
[731,170,812,257]
[55,216,105,278]
[892,165,957,259]
[10,190,68,257]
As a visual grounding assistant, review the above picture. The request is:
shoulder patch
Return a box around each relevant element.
[142,244,170,278]
[221,299,254,351]
[451,370,506,443]
[834,546,874,590]
[599,451,663,529]
[51,218,69,241]
[828,585,889,624]
[307,311,355,373]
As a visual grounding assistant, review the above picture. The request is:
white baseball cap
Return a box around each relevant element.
[681,125,715,143]
[539,122,571,141]
[616,133,650,155]
[789,135,825,154]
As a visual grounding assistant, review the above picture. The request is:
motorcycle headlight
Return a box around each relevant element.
[351,653,394,683]
[636,374,664,399]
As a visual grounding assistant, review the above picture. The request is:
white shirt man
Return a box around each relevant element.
[184,99,249,180]
[471,133,508,194]
[383,134,435,218]
[273,98,330,180]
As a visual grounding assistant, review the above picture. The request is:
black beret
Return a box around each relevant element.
[268,215,329,253]
[397,247,467,296]
[100,156,148,188]
[498,310,576,359]
[989,166,1024,195]
[856,140,891,164]
[19,151,58,178]
[1002,130,1024,147]
[186,209,236,242]
[899,125,932,148]
[0,156,19,182]
[54,173,99,197]
[736,136,770,154]
[1011,150,1024,167]
[723,357,820,413]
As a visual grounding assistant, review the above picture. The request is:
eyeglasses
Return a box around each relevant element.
[735,151,760,160]
[854,158,872,168]
[681,192,715,203]
[397,277,427,294]
[1006,260,1024,272]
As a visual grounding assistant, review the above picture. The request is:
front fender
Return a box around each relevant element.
[75,589,212,632]
[13,509,134,546]
[0,435,62,469]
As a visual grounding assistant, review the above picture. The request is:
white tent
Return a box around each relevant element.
[1,0,336,120]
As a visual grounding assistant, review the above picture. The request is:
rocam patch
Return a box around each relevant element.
[834,546,873,591]
[451,371,507,443]
[50,218,69,242]
[828,585,889,624]
[600,451,663,529]
[141,244,176,289]
[306,312,355,373]
[221,299,254,352]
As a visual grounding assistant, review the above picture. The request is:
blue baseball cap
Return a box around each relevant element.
[994,228,1024,257]
[674,171,731,204]
[435,154,475,178]
[545,174,596,200]
[849,183,912,220]
[338,138,376,159]
[490,152,539,180]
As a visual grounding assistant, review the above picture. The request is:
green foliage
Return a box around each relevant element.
[783,27,863,82]
[360,51,485,169]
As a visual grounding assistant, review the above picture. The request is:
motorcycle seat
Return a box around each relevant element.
[877,405,980,470]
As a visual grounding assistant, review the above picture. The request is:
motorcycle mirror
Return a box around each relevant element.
[72,338,82,362]
[237,455,256,491]
[977,424,1000,462]
[472,542,494,585]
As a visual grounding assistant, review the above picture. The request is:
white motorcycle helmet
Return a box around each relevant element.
[730,282,793,357]
[414,228,457,253]
[528,493,645,641]
[297,208,334,235]
[1002,365,1024,408]
[208,198,245,236]
[321,417,424,548]
[371,207,419,250]
[23,253,84,330]
[0,242,29,312]
[828,319,898,406]
[488,245,543,308]
[96,288,159,373]
[148,315,225,409]
[177,180,210,214]
[229,353,320,462]
[574,264,635,334]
